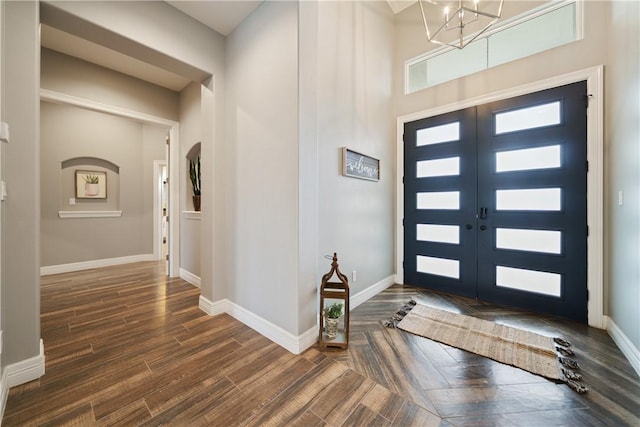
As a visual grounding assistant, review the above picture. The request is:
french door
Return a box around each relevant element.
[404,82,588,322]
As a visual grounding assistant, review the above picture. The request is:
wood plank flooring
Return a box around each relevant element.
[3,262,438,426]
[4,261,640,426]
[325,285,640,426]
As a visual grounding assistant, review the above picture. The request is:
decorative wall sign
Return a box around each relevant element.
[75,170,107,199]
[342,148,380,181]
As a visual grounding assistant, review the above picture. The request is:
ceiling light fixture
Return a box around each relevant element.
[419,0,504,49]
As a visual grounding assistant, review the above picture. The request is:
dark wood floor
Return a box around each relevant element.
[3,261,639,426]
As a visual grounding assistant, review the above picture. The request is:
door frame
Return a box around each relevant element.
[153,160,167,263]
[40,89,181,278]
[395,66,604,328]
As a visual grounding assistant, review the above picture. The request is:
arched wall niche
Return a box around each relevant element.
[60,156,121,211]
[186,142,201,211]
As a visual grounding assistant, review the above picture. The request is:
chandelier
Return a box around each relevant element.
[419,0,504,49]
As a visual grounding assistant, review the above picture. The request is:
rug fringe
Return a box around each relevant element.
[553,337,572,347]
[384,299,417,328]
[555,345,574,357]
[386,301,589,394]
[558,353,588,393]
[567,379,588,394]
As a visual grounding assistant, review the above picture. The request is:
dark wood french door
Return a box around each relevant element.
[404,82,588,322]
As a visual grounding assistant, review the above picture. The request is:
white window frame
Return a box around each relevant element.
[405,0,584,94]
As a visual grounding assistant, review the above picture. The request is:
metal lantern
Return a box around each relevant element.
[319,253,350,349]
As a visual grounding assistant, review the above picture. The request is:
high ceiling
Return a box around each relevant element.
[40,1,544,92]
[41,1,266,91]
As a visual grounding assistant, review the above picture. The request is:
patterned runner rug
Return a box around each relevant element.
[386,300,587,393]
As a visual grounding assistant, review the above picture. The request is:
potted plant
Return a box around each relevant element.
[323,302,344,340]
[83,174,100,197]
[189,156,201,211]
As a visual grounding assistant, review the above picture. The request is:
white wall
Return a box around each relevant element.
[606,0,640,350]
[225,1,300,333]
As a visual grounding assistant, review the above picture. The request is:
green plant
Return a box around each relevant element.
[324,302,344,319]
[189,156,201,196]
[83,174,99,184]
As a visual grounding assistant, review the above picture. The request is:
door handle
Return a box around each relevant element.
[465,224,473,230]
[480,225,487,231]
[479,207,488,220]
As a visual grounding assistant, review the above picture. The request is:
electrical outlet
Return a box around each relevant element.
[69,198,76,206]
[352,270,357,282]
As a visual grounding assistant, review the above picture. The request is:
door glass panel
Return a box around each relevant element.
[496,228,562,254]
[417,224,460,244]
[416,122,460,146]
[496,188,561,211]
[496,145,561,173]
[495,101,561,134]
[417,157,460,178]
[496,266,561,297]
[417,255,460,279]
[417,191,460,210]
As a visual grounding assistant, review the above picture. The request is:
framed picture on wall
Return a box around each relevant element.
[342,147,380,181]
[75,170,107,199]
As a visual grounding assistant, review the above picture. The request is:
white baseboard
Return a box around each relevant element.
[350,275,396,310]
[179,268,201,288]
[199,296,316,355]
[198,275,395,355]
[0,366,8,424]
[605,316,640,378]
[40,254,155,276]
[6,339,45,388]
[0,339,46,422]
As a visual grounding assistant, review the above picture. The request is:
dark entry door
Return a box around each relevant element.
[404,82,588,322]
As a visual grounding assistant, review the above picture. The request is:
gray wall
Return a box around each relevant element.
[179,82,202,278]
[40,102,166,266]
[41,48,178,120]
[314,0,395,298]
[2,0,41,365]
[606,0,640,349]
[224,0,395,336]
[394,1,640,350]
[225,1,300,332]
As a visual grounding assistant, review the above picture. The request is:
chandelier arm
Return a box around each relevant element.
[419,0,504,50]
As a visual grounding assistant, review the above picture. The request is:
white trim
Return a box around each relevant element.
[6,339,45,387]
[40,89,177,127]
[40,254,155,276]
[396,66,605,328]
[605,316,640,378]
[405,0,582,94]
[40,89,180,278]
[198,295,226,316]
[153,160,167,262]
[58,210,122,219]
[179,268,201,288]
[1,339,45,419]
[197,276,397,355]
[198,296,317,354]
[350,275,396,310]
[0,367,7,424]
[182,211,201,220]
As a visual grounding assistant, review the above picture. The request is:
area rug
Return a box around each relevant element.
[385,300,587,393]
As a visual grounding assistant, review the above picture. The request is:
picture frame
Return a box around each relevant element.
[342,147,380,181]
[75,170,107,199]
